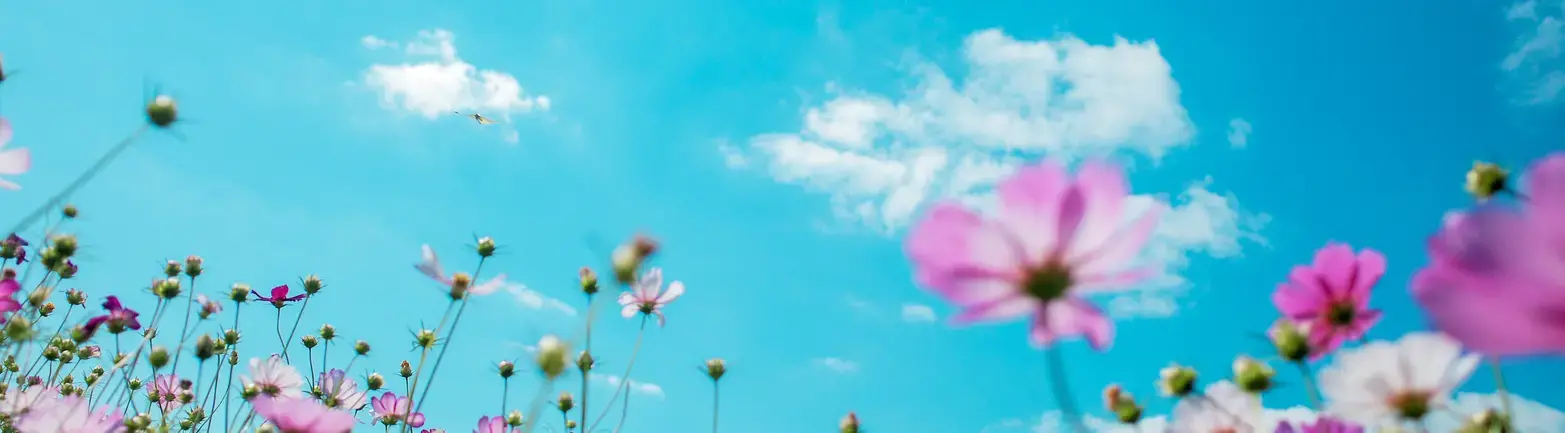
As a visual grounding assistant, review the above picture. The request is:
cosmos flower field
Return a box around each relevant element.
[0,56,1559,433]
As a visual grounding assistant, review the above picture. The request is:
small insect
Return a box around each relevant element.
[454,111,497,125]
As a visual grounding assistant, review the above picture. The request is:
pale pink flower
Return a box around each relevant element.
[473,415,517,433]
[317,369,367,410]
[617,268,684,326]
[252,397,355,433]
[371,392,425,428]
[904,160,1160,350]
[1271,243,1386,358]
[151,374,184,412]
[0,117,29,191]
[415,245,506,295]
[243,355,305,398]
[12,394,123,433]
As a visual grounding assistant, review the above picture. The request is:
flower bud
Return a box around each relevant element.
[240,383,260,399]
[155,278,181,300]
[1269,320,1312,362]
[1231,355,1275,393]
[576,351,595,373]
[611,235,658,284]
[302,275,323,294]
[164,260,183,278]
[301,335,318,349]
[449,273,472,300]
[566,420,577,429]
[184,255,203,277]
[61,204,78,219]
[5,316,32,341]
[56,261,77,279]
[399,361,413,378]
[1102,384,1142,424]
[38,248,61,269]
[148,346,170,370]
[318,324,336,341]
[704,358,726,381]
[367,373,385,390]
[839,412,860,433]
[476,237,497,257]
[498,360,515,379]
[42,346,60,361]
[354,340,371,356]
[557,391,574,412]
[1465,161,1509,202]
[146,95,178,128]
[78,345,101,359]
[38,302,54,317]
[195,335,216,360]
[535,335,569,380]
[255,423,277,433]
[26,286,49,308]
[1458,409,1512,433]
[506,410,524,427]
[50,235,77,258]
[415,329,437,349]
[229,284,251,303]
[1157,364,1198,397]
[579,267,599,295]
[128,378,143,390]
[66,288,86,306]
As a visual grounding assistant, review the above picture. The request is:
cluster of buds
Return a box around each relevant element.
[1269,320,1312,362]
[611,235,659,285]
[535,335,570,380]
[703,358,727,381]
[36,235,78,278]
[1157,364,1198,397]
[1465,161,1509,202]
[1231,356,1275,394]
[1101,384,1142,424]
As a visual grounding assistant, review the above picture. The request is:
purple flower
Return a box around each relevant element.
[617,268,684,327]
[371,392,425,428]
[2,233,27,264]
[252,397,355,433]
[252,284,306,308]
[83,296,141,337]
[151,374,184,412]
[474,415,516,433]
[1274,417,1364,433]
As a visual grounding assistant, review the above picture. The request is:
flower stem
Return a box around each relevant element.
[1490,357,1515,429]
[412,257,487,417]
[7,125,148,235]
[590,315,648,433]
[1293,361,1323,410]
[171,275,198,374]
[579,292,595,433]
[711,381,720,433]
[282,294,313,362]
[1044,346,1086,433]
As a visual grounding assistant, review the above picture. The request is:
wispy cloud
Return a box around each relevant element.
[1503,1,1565,104]
[899,303,937,323]
[812,357,859,374]
[589,373,665,398]
[504,283,578,316]
[1226,118,1252,148]
[358,29,551,142]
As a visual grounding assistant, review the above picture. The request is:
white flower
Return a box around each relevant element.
[0,386,57,417]
[1171,381,1262,433]
[13,395,123,433]
[318,369,368,410]
[1318,332,1481,425]
[242,355,306,398]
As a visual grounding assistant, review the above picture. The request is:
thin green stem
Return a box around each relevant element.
[1490,357,1515,429]
[282,295,313,362]
[1044,346,1085,433]
[1293,361,1323,410]
[711,381,720,433]
[411,257,488,417]
[8,125,149,235]
[170,275,197,374]
[589,315,648,433]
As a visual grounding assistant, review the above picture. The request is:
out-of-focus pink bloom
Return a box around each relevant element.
[13,394,124,433]
[617,267,684,327]
[1412,159,1565,355]
[371,392,425,428]
[1271,243,1386,358]
[252,285,306,308]
[903,160,1160,350]
[0,272,21,318]
[473,415,516,433]
[317,369,367,410]
[1273,417,1364,433]
[243,355,305,398]
[252,396,355,433]
[82,296,141,337]
[0,117,30,191]
[194,294,222,318]
[414,245,506,295]
[151,374,184,412]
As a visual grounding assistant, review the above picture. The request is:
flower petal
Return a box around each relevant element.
[656,281,684,304]
[995,160,1070,260]
[0,117,10,148]
[0,148,29,176]
[950,295,1034,324]
[620,304,638,319]
[1071,204,1160,276]
[1311,243,1359,298]
[1274,267,1328,319]
[1028,298,1114,351]
[470,274,507,295]
[1063,161,1129,259]
[1347,248,1387,306]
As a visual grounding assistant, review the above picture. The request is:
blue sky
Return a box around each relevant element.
[2,0,1564,432]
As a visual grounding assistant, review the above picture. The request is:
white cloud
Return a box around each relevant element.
[359,29,550,141]
[813,357,859,374]
[984,392,1564,433]
[504,283,578,316]
[723,29,1265,317]
[1504,1,1565,103]
[900,303,938,323]
[1226,118,1252,148]
[590,373,665,399]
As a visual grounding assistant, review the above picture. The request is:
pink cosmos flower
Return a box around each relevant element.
[252,284,306,308]
[252,396,355,433]
[371,391,425,427]
[13,395,123,433]
[0,117,30,191]
[0,273,21,318]
[415,245,506,295]
[1274,417,1364,433]
[1271,243,1386,358]
[904,160,1160,350]
[1412,155,1565,355]
[150,374,185,412]
[194,294,222,318]
[473,415,517,433]
[617,267,684,326]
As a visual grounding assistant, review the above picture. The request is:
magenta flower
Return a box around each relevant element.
[151,374,184,412]
[82,296,141,336]
[0,117,29,191]
[903,160,1160,350]
[617,267,684,326]
[371,392,425,427]
[1274,417,1364,433]
[252,284,306,308]
[414,245,506,295]
[252,396,355,433]
[473,415,517,433]
[1412,158,1565,355]
[1271,243,1386,358]
[0,274,21,318]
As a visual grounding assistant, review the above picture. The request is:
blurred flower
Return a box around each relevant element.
[474,415,517,433]
[0,385,57,415]
[903,160,1159,350]
[1274,417,1365,433]
[1318,332,1479,425]
[1465,161,1509,202]
[414,245,505,296]
[251,396,355,433]
[1156,364,1198,397]
[1272,243,1385,358]
[2,234,28,264]
[194,294,222,319]
[82,296,141,337]
[151,374,184,412]
[1171,381,1260,432]
[370,392,424,427]
[12,394,123,433]
[243,355,305,398]
[317,369,368,411]
[252,285,306,309]
[0,275,20,318]
[617,268,684,326]
[1413,154,1565,356]
[535,335,569,380]
[839,412,859,433]
[0,117,30,191]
